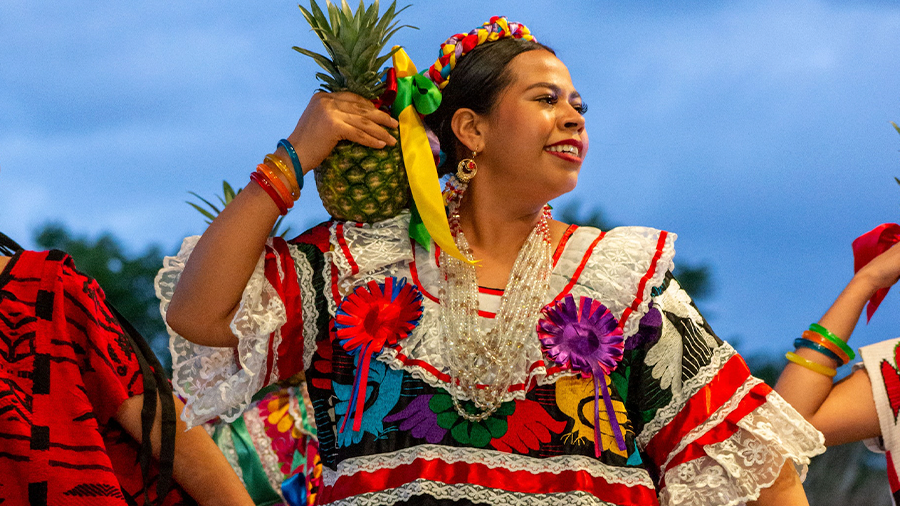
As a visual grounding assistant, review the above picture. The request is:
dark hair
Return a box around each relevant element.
[425,37,555,175]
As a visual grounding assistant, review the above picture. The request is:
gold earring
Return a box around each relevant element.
[456,151,477,182]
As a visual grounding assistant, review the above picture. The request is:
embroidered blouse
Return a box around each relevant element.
[157,212,824,506]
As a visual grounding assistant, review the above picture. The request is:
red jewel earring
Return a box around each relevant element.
[456,150,477,182]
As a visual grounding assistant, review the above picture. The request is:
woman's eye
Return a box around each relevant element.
[573,102,588,115]
[537,95,559,105]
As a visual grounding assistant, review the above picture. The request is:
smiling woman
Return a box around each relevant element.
[157,12,823,506]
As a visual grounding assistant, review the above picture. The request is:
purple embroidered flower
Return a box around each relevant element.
[537,294,626,457]
[384,395,448,444]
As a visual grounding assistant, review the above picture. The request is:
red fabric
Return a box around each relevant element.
[552,231,606,303]
[661,383,771,481]
[552,224,578,267]
[0,250,189,505]
[852,223,900,321]
[619,231,668,329]
[645,354,754,467]
[319,455,659,505]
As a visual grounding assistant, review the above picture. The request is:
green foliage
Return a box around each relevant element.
[33,223,171,372]
[555,202,714,300]
[187,180,291,238]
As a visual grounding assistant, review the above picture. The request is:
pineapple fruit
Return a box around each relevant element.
[294,0,414,223]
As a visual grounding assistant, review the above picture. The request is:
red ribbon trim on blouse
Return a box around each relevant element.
[658,382,771,488]
[852,223,900,322]
[318,458,659,506]
[644,353,753,466]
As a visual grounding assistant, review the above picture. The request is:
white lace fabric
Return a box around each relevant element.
[156,236,287,428]
[320,481,622,506]
[659,392,824,506]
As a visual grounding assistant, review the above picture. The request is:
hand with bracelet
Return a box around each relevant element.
[166,90,398,347]
[775,237,900,447]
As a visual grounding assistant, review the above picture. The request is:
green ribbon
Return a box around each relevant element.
[391,70,442,252]
[230,416,283,506]
[392,70,442,119]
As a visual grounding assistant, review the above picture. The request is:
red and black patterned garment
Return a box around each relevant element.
[0,250,191,505]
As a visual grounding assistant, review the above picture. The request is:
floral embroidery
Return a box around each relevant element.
[490,399,567,454]
[538,295,626,456]
[384,394,448,444]
[429,392,514,448]
[334,359,404,447]
[335,277,423,432]
[555,375,632,459]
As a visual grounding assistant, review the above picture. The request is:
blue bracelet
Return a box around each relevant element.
[794,338,844,365]
[278,139,303,190]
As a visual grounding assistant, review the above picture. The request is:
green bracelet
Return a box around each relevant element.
[809,323,856,361]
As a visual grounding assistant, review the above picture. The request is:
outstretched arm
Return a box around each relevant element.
[775,242,900,445]
[747,460,809,506]
[116,393,254,506]
[166,92,398,347]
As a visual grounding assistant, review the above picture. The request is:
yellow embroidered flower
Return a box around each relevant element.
[555,375,631,458]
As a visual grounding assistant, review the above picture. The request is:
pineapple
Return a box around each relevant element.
[294,0,414,223]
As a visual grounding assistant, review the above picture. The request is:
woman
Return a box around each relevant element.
[161,17,822,505]
[775,227,900,503]
[0,233,253,505]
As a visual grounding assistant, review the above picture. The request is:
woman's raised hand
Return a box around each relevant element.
[854,241,900,296]
[286,91,399,173]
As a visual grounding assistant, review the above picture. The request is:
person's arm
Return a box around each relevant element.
[775,241,900,444]
[746,460,809,506]
[166,91,398,347]
[115,393,254,506]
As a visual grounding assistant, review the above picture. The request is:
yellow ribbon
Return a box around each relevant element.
[391,47,470,263]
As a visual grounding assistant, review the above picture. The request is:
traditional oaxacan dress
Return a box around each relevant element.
[0,250,192,505]
[157,212,824,506]
[859,338,900,505]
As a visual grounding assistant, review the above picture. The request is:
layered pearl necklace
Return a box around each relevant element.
[438,179,553,421]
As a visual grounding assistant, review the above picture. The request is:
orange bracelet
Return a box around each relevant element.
[801,330,850,364]
[256,163,294,210]
[265,154,300,199]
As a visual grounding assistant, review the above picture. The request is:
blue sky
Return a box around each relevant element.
[2,0,900,357]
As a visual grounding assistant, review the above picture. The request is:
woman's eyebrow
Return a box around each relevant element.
[524,82,581,101]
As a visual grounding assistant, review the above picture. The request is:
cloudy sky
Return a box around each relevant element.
[2,0,899,357]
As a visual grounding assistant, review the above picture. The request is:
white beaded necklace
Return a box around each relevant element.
[438,179,553,421]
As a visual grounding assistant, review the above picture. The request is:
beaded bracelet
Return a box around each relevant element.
[250,171,289,215]
[265,154,300,199]
[256,163,294,209]
[785,351,837,377]
[800,330,850,365]
[278,139,304,190]
[794,337,843,365]
[809,323,856,361]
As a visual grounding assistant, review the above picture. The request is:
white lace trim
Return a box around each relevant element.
[320,480,623,506]
[156,235,286,428]
[659,392,825,506]
[637,343,738,448]
[555,226,676,341]
[322,444,654,489]
[336,218,673,405]
[287,243,320,372]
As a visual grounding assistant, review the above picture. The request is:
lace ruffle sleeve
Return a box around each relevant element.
[632,274,824,506]
[155,235,289,428]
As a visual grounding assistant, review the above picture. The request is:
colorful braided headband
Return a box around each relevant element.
[426,16,536,90]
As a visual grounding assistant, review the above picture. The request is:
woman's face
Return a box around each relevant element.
[477,50,588,206]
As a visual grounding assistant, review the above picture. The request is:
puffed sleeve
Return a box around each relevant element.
[629,273,824,506]
[155,223,331,428]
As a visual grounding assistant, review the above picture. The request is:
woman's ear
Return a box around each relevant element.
[450,108,485,154]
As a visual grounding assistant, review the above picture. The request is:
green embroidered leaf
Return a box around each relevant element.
[436,411,458,430]
[483,417,508,439]
[429,393,453,413]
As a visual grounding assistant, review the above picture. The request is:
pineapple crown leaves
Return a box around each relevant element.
[293,0,416,99]
[187,180,290,238]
